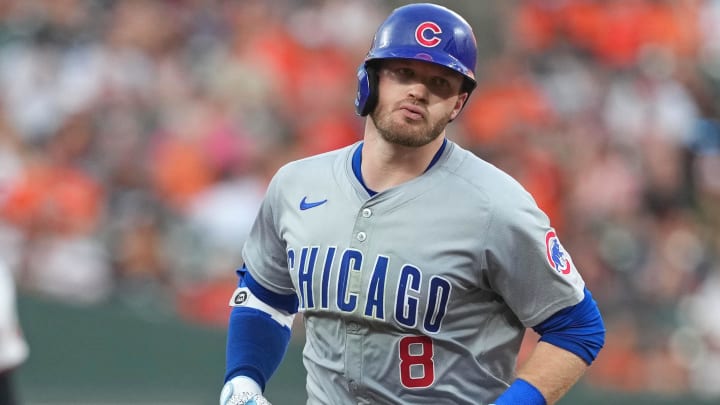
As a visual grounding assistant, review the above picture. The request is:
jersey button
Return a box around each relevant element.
[356,232,367,242]
[362,208,372,218]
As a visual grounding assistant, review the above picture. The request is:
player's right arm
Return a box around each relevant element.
[220,266,299,405]
[479,166,605,404]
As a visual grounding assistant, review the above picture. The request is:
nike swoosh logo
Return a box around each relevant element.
[300,196,328,210]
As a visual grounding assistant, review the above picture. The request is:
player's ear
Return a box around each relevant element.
[449,92,469,121]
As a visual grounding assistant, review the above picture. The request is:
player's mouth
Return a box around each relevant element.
[396,102,426,121]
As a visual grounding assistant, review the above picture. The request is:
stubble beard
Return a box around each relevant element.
[370,103,452,148]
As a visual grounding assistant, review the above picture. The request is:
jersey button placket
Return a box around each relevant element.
[345,325,364,399]
[355,206,372,243]
[346,207,372,396]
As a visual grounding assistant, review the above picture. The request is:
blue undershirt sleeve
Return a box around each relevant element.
[239,267,299,314]
[532,287,606,365]
[493,378,546,405]
[224,267,299,390]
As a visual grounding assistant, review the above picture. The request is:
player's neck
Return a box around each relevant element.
[360,130,445,193]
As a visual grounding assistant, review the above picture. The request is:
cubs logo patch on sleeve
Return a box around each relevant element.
[545,229,573,275]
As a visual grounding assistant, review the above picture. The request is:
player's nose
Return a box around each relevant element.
[406,82,430,103]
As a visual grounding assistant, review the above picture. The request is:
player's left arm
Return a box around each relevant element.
[222,266,299,405]
[494,287,605,405]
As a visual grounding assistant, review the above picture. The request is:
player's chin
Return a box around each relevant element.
[391,117,430,136]
[383,130,436,148]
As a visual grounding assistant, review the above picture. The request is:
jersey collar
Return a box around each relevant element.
[351,138,448,196]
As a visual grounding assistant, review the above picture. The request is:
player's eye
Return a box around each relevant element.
[429,76,451,90]
[391,67,415,80]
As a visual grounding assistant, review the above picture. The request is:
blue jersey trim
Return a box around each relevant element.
[224,306,291,389]
[425,137,447,171]
[532,287,606,365]
[351,138,448,197]
[352,142,377,196]
[237,266,299,314]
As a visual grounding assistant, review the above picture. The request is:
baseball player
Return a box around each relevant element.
[221,3,605,405]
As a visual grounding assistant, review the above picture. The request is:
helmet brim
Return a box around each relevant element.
[366,46,476,85]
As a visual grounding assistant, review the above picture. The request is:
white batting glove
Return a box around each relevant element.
[220,376,272,405]
[223,392,272,405]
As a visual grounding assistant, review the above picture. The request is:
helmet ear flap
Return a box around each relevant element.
[355,63,379,116]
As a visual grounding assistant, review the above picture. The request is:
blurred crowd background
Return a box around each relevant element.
[1,0,719,401]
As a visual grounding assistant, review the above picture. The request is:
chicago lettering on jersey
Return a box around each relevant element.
[287,246,452,334]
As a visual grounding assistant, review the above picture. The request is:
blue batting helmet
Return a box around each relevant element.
[355,3,478,116]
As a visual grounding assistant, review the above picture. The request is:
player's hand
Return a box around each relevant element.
[220,376,271,405]
[223,392,272,405]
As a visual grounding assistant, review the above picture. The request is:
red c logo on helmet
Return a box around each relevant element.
[415,22,442,47]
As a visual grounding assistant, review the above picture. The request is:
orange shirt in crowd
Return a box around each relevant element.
[1,164,103,236]
[150,134,215,211]
[462,76,554,144]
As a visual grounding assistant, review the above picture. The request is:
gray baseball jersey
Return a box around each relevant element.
[242,140,585,405]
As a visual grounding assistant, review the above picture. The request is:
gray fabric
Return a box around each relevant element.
[242,141,585,405]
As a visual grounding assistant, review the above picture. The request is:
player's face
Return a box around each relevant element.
[371,59,468,147]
